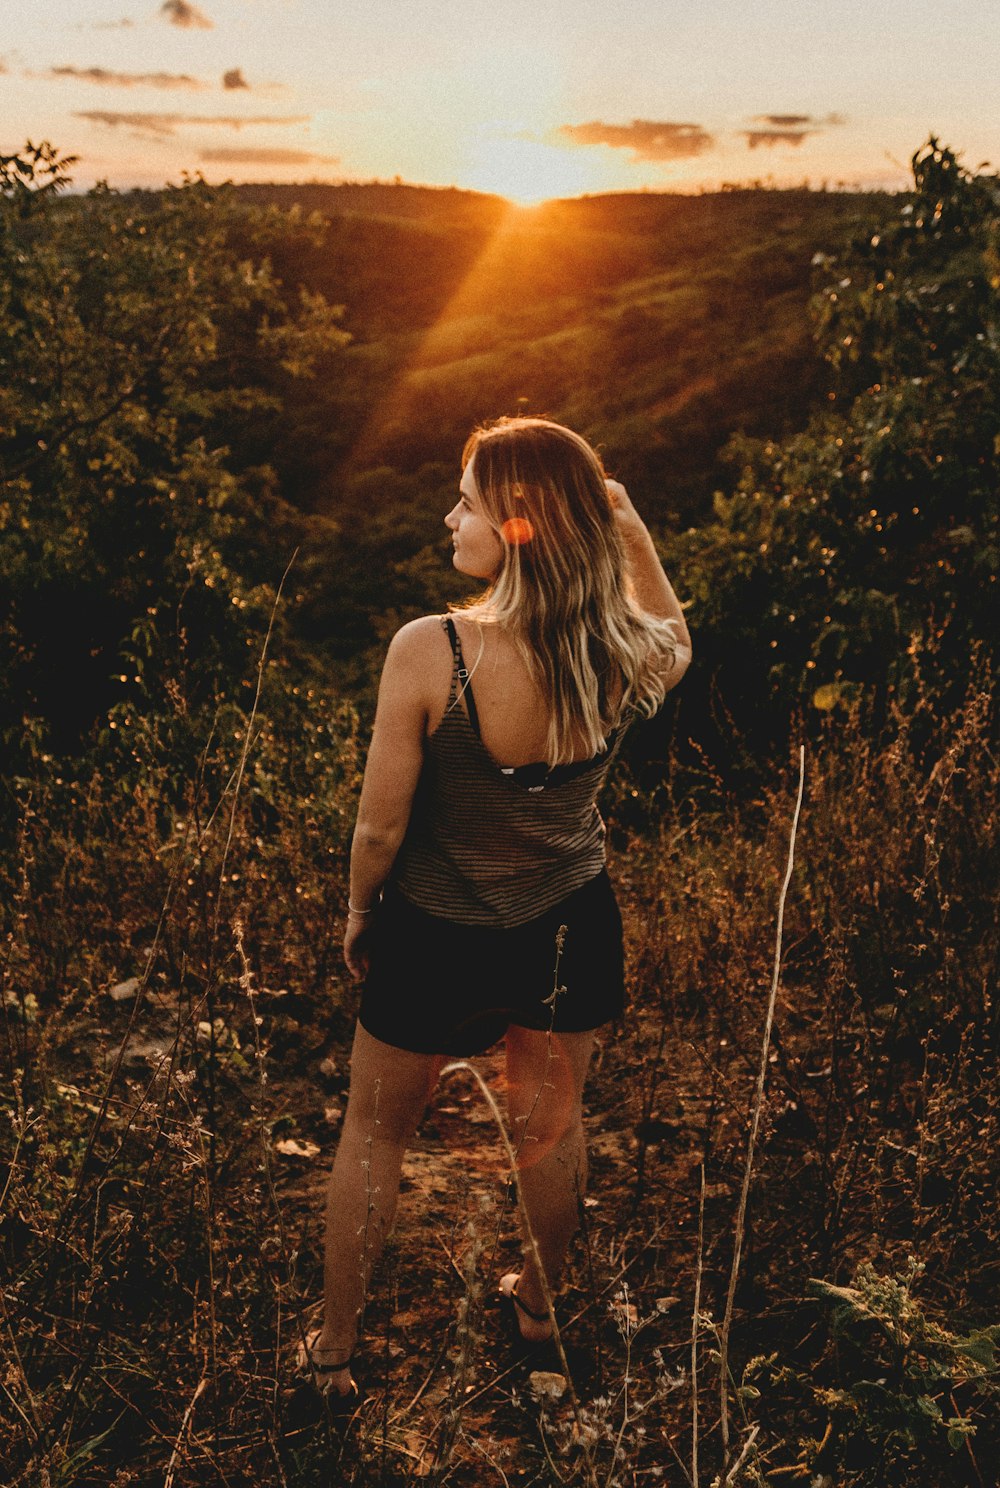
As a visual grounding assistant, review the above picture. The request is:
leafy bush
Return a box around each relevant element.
[732,1256,999,1487]
[671,139,1000,761]
[808,1258,999,1477]
[0,143,349,760]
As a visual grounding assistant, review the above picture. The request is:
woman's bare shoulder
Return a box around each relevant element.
[382,616,463,736]
[382,614,455,686]
[374,617,450,721]
[385,614,448,660]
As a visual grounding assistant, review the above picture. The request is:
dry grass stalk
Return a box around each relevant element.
[691,1161,706,1487]
[163,1371,208,1488]
[718,745,806,1469]
[714,1423,761,1488]
[211,548,297,943]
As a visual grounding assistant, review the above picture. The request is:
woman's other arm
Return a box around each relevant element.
[343,618,435,976]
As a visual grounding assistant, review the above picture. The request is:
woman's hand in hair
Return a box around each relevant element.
[607,479,692,651]
[605,479,647,542]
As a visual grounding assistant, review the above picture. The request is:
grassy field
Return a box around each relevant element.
[2,666,996,1486]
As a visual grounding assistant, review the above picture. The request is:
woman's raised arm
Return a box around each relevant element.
[606,479,692,661]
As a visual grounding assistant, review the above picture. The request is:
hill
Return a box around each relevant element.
[227,183,891,527]
[215,182,896,679]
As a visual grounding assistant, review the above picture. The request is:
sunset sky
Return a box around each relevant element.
[2,0,997,203]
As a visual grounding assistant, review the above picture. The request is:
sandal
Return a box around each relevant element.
[295,1329,362,1415]
[498,1273,554,1345]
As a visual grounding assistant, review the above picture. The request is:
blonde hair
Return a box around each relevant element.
[457,417,679,766]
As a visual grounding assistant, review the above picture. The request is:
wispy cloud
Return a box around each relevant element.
[744,112,847,148]
[745,129,812,149]
[558,119,715,162]
[47,65,206,90]
[222,68,249,90]
[160,0,213,29]
[201,147,340,167]
[755,114,812,128]
[75,110,309,138]
[89,16,135,28]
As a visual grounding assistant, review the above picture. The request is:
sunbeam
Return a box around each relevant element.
[346,201,548,469]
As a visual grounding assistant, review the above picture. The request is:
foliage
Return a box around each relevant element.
[1,134,999,1484]
[806,1258,999,1478]
[0,140,77,211]
[742,1258,1000,1487]
[2,660,997,1484]
[672,139,1000,758]
[0,146,349,760]
[1,139,910,764]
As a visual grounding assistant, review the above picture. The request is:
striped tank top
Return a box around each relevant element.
[391,616,630,928]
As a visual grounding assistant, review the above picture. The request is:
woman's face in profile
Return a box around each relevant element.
[445,461,504,580]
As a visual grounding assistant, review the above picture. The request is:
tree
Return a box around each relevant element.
[0,145,350,757]
[672,138,999,753]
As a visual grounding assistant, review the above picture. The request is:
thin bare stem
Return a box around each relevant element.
[234,917,295,1424]
[360,1077,380,1336]
[719,746,806,1466]
[714,1424,761,1487]
[468,1431,512,1488]
[163,1371,207,1488]
[692,1162,706,1488]
[211,548,298,943]
[606,1281,637,1488]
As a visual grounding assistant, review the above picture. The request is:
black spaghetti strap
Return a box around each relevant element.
[442,617,481,739]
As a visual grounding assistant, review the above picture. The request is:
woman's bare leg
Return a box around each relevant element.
[502,1026,596,1340]
[309,1022,443,1389]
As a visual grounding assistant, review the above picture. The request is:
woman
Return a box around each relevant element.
[299,417,691,1403]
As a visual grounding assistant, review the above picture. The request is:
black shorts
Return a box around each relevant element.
[358,869,626,1057]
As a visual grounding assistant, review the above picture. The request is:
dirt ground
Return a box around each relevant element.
[274,969,716,1485]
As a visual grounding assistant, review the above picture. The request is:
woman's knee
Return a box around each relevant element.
[504,1027,594,1145]
[342,1022,443,1143]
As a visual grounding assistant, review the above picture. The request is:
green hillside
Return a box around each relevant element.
[213,181,898,692]
[236,182,890,524]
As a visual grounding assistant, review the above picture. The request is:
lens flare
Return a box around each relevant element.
[501,516,534,546]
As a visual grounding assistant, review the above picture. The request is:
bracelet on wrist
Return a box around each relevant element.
[347,897,381,916]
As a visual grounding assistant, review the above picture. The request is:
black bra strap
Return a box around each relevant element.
[442,617,481,738]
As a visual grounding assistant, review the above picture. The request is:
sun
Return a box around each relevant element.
[463,131,607,206]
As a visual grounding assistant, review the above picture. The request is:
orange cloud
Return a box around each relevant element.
[746,112,847,145]
[755,114,812,128]
[48,65,206,89]
[558,119,714,162]
[75,110,309,138]
[744,129,813,149]
[160,0,213,29]
[201,147,340,166]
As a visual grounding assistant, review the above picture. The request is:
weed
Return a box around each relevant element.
[1,677,996,1484]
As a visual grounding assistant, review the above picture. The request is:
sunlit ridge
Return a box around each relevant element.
[347,201,551,469]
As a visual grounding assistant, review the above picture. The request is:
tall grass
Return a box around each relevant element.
[1,671,997,1485]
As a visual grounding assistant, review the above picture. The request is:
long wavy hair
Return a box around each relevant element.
[456,417,680,766]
